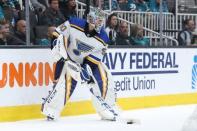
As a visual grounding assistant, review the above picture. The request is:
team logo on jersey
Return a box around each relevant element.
[59,23,67,32]
[73,39,94,56]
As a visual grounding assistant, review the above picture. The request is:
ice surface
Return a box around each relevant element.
[0,104,196,131]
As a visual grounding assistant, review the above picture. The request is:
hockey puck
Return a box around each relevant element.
[127,120,134,124]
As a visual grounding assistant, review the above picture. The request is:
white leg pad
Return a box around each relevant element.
[41,66,67,120]
[90,83,119,121]
[98,63,122,119]
[42,105,61,120]
[101,62,117,106]
[42,82,66,119]
[86,62,121,121]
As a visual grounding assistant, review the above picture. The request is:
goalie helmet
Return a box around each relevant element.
[87,8,105,33]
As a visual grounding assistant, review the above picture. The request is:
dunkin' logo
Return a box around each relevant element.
[0,62,56,88]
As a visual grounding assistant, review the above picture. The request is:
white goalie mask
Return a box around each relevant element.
[87,8,105,33]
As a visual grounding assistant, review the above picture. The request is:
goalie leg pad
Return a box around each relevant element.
[41,66,67,120]
[100,62,117,105]
[88,62,121,120]
[90,83,119,121]
[41,81,66,120]
[54,58,65,81]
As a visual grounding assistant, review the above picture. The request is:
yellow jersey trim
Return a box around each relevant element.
[52,31,60,38]
[98,63,108,98]
[66,75,72,101]
[86,56,100,65]
[70,24,84,32]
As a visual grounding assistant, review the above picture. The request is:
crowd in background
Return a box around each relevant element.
[79,0,174,13]
[105,13,150,46]
[102,0,171,12]
[0,0,196,46]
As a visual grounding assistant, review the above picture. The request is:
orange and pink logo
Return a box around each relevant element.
[0,62,56,88]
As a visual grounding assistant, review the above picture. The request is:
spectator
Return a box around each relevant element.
[115,21,132,45]
[103,0,119,11]
[14,19,34,43]
[47,26,56,42]
[132,0,150,12]
[130,24,149,46]
[118,0,131,11]
[149,0,169,12]
[19,1,37,43]
[35,26,56,45]
[30,0,47,27]
[178,19,196,46]
[166,0,175,13]
[37,0,49,7]
[0,0,21,11]
[16,19,36,44]
[14,19,26,42]
[92,0,101,7]
[39,0,65,26]
[0,0,21,26]
[0,19,25,45]
[30,0,47,13]
[128,0,137,11]
[59,0,77,20]
[0,6,4,20]
[77,0,96,6]
[105,13,118,45]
